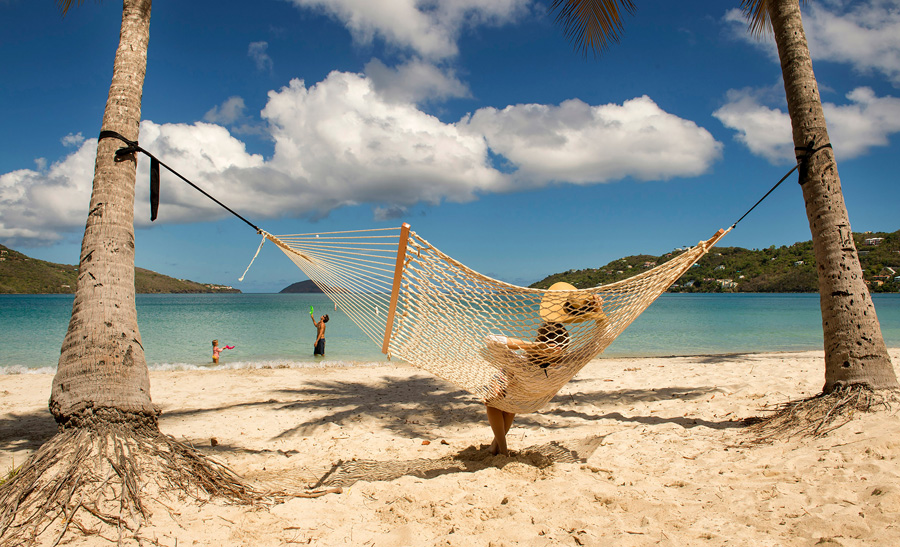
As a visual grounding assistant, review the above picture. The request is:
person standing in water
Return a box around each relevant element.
[211,339,234,364]
[310,312,329,356]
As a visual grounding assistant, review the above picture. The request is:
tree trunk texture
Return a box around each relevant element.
[767,0,898,391]
[51,0,158,425]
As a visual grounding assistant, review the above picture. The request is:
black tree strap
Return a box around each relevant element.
[98,129,261,232]
[794,139,833,185]
[795,140,833,162]
[731,139,833,229]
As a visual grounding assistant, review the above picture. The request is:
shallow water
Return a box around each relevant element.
[2,292,898,373]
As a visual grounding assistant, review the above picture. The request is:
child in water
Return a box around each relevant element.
[212,339,234,363]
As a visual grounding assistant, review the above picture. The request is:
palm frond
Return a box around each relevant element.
[57,0,91,18]
[741,0,771,38]
[741,0,809,39]
[548,0,636,57]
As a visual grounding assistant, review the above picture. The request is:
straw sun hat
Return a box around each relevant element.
[539,282,607,324]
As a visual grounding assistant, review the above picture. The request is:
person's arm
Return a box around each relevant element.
[502,336,534,350]
[310,313,319,327]
[485,335,560,355]
[486,334,521,350]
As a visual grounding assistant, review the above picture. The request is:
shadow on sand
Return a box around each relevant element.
[311,434,608,488]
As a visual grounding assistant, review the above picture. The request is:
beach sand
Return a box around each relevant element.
[2,349,899,546]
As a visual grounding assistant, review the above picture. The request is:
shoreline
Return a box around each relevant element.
[4,346,900,376]
[2,349,899,545]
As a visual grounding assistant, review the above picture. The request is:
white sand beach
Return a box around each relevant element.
[2,349,899,546]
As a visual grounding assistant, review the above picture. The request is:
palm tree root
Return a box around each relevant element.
[745,384,896,444]
[0,421,270,546]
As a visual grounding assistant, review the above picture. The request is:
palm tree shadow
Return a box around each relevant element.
[270,375,552,439]
[0,410,57,453]
[310,434,607,489]
[161,375,747,451]
[554,383,749,430]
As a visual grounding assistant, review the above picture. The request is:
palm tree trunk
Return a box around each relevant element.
[0,5,266,543]
[766,0,898,392]
[50,0,157,426]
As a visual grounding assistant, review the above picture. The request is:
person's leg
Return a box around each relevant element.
[491,410,516,452]
[486,405,514,455]
[502,410,515,435]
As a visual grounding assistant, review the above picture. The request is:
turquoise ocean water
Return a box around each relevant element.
[2,293,899,374]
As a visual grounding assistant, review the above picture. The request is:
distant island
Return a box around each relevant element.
[280,280,324,293]
[531,229,900,293]
[0,244,240,294]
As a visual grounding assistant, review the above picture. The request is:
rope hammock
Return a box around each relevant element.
[256,224,730,414]
[96,128,815,414]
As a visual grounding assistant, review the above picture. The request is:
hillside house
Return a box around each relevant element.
[864,237,884,246]
[717,279,737,289]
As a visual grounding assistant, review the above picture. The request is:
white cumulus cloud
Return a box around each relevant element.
[460,96,722,185]
[803,0,900,85]
[724,0,900,85]
[203,96,247,125]
[365,58,470,104]
[286,0,530,59]
[0,140,96,245]
[61,132,85,147]
[714,85,900,164]
[261,72,505,205]
[248,41,274,73]
[1,71,723,246]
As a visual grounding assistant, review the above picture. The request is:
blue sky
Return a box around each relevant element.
[2,0,899,293]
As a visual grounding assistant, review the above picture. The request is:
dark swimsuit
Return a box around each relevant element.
[314,338,325,355]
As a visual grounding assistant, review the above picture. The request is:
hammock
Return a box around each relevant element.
[95,128,789,414]
[259,224,730,414]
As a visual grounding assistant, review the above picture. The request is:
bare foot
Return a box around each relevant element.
[489,439,508,456]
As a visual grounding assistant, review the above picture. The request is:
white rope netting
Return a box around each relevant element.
[263,225,729,414]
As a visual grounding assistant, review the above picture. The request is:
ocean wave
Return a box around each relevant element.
[0,365,57,375]
[148,359,393,371]
[0,359,399,376]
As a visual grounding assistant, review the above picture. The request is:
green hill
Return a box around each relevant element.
[531,230,900,293]
[0,245,240,294]
[280,280,324,293]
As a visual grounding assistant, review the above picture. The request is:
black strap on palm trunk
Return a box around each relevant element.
[730,139,832,229]
[98,129,260,232]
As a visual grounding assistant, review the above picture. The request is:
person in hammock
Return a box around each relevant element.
[483,321,570,455]
[481,283,607,456]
